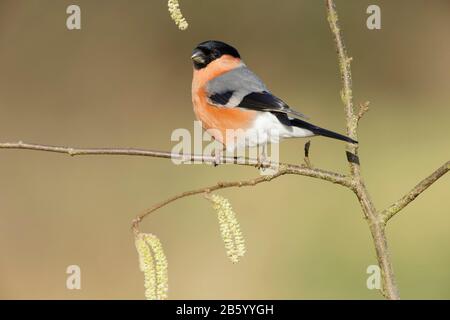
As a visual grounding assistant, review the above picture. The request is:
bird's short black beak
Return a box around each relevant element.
[191,49,206,64]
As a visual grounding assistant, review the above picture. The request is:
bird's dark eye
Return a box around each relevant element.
[211,49,220,59]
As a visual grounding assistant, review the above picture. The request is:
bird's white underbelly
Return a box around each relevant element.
[226,112,314,151]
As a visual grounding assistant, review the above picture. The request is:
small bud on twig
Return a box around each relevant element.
[357,101,370,122]
[303,140,312,168]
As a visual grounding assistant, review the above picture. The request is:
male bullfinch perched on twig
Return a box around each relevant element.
[191,40,357,165]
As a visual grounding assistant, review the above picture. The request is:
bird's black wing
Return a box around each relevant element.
[209,91,234,106]
[238,91,308,119]
[205,66,308,119]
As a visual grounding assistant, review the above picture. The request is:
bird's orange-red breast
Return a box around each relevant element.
[192,54,257,145]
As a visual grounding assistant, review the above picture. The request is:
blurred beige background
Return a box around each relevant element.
[0,0,449,299]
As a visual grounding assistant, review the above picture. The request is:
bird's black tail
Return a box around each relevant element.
[291,118,357,144]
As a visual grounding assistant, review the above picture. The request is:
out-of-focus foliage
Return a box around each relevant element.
[0,0,448,299]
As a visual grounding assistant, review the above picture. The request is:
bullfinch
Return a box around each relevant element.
[191,40,357,164]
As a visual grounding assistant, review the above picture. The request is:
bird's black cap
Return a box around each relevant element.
[191,40,240,70]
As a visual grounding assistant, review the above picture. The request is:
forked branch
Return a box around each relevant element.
[0,141,351,186]
[132,169,290,234]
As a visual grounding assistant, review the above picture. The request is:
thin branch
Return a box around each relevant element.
[326,0,357,144]
[326,0,399,300]
[0,141,352,187]
[382,161,450,223]
[132,169,290,233]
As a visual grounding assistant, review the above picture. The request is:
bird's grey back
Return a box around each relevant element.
[205,66,268,107]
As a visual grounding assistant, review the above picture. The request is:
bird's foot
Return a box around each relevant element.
[256,144,269,170]
[212,148,223,167]
[256,153,267,170]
